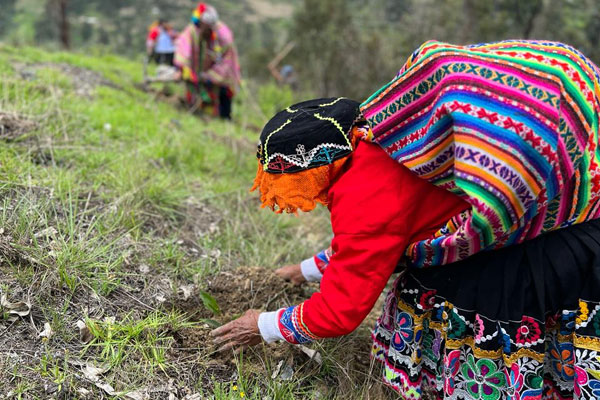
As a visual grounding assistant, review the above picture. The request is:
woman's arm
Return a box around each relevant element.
[257,143,468,343]
[213,142,468,349]
[299,246,332,282]
[274,246,333,285]
[259,232,406,343]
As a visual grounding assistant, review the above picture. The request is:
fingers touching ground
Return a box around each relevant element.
[209,309,262,354]
[209,321,233,338]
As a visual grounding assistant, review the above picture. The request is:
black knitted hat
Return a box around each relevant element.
[257,97,361,173]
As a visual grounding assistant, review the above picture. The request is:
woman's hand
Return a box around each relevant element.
[274,264,306,286]
[210,309,262,353]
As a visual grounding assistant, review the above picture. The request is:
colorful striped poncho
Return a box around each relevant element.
[174,24,203,77]
[360,40,600,267]
[174,22,241,92]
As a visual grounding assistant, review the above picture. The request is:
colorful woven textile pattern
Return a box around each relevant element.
[360,40,600,267]
[174,24,203,77]
[373,273,600,400]
[203,21,241,92]
[278,304,319,344]
[314,247,332,275]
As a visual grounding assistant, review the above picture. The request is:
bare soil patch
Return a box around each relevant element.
[176,266,311,320]
[12,62,120,98]
[168,266,316,360]
[0,112,37,140]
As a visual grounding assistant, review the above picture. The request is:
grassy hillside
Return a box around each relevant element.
[0,46,391,399]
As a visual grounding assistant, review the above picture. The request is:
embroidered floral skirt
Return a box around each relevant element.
[372,219,600,399]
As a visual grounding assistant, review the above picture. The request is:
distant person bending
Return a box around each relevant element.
[174,3,241,119]
[267,42,298,90]
[200,10,241,120]
[269,64,298,90]
[146,19,177,66]
[174,4,216,111]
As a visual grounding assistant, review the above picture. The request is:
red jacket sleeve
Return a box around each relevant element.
[303,232,408,337]
[275,142,468,343]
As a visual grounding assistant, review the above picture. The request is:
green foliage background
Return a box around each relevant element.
[1,0,600,100]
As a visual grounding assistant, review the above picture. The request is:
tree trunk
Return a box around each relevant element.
[58,0,70,49]
[522,0,543,39]
[461,0,476,44]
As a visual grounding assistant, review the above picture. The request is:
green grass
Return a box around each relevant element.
[0,44,395,399]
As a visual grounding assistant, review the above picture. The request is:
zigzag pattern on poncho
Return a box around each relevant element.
[360,40,600,267]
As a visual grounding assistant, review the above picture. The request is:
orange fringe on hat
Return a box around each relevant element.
[250,155,350,214]
[250,126,367,214]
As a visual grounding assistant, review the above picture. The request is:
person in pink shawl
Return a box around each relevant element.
[174,3,241,119]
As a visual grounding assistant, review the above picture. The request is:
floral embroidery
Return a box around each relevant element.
[474,314,485,341]
[520,373,542,400]
[412,326,424,363]
[575,365,589,397]
[422,319,444,364]
[577,300,590,325]
[549,341,575,382]
[372,274,600,400]
[380,292,397,331]
[560,311,576,335]
[461,354,506,400]
[515,316,541,345]
[391,312,414,351]
[590,380,600,398]
[431,330,443,358]
[443,350,460,396]
[436,303,449,321]
[419,290,436,310]
[546,312,560,329]
[498,325,512,354]
[504,364,524,400]
[448,308,467,339]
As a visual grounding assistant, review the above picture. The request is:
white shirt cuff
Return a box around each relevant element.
[300,257,323,282]
[258,310,285,343]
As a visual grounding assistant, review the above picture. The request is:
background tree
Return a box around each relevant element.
[58,0,70,49]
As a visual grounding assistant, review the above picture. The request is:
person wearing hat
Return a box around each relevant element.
[211,41,600,399]
[174,3,241,119]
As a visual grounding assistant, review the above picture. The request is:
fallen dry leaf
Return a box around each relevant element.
[279,363,294,381]
[39,322,54,340]
[271,359,294,381]
[178,284,195,300]
[76,387,92,398]
[271,359,284,379]
[76,320,94,343]
[0,294,31,317]
[82,364,118,395]
[95,381,116,396]
[125,389,149,400]
[34,226,58,238]
[83,363,109,382]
